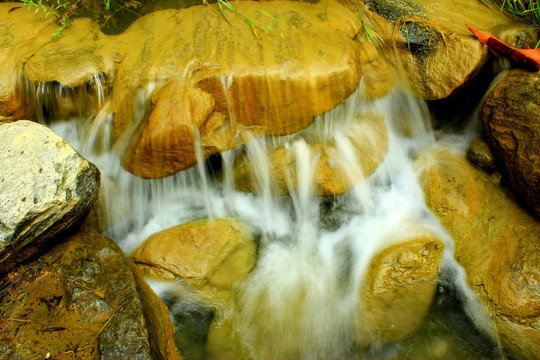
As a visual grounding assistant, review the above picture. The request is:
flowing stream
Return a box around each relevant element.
[34,72,503,359]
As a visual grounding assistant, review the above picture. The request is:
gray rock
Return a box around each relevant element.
[0,120,100,274]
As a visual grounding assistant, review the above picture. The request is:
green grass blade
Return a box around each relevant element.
[244,16,259,40]
[257,9,278,22]
[220,0,237,12]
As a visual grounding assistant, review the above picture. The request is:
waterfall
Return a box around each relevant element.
[40,76,501,359]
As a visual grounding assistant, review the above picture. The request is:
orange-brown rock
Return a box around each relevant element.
[466,138,498,170]
[21,18,114,88]
[394,18,487,99]
[124,79,219,178]
[357,227,444,344]
[481,70,540,218]
[131,218,256,301]
[231,112,388,196]
[118,1,363,177]
[16,1,363,178]
[0,3,116,122]
[416,148,540,360]
[350,0,517,100]
[0,225,181,360]
[0,4,59,121]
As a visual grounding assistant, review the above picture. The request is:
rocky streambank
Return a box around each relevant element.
[0,0,539,359]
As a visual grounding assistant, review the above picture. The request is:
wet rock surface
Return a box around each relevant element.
[0,225,181,360]
[394,19,487,99]
[230,112,388,196]
[466,138,498,170]
[206,227,444,358]
[357,227,444,344]
[7,0,364,179]
[0,2,538,359]
[0,120,100,275]
[481,69,540,218]
[416,148,540,360]
[132,218,256,302]
[343,0,520,100]
[0,4,58,122]
[0,0,520,180]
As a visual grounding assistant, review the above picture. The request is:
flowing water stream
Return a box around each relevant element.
[31,72,504,359]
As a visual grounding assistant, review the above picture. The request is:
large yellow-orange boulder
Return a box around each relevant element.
[18,0,363,179]
[131,218,256,302]
[415,148,540,360]
[356,227,444,344]
[115,1,363,178]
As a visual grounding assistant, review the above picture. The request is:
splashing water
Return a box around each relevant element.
[43,78,502,359]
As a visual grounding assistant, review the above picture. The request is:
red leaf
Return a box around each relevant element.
[466,24,540,72]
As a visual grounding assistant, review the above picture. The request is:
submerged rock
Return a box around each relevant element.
[416,148,540,360]
[481,69,540,218]
[0,120,100,275]
[230,112,388,196]
[131,218,256,302]
[0,225,181,360]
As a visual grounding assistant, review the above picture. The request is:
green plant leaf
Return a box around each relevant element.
[244,16,259,40]
[219,0,237,12]
[264,24,272,37]
[257,9,278,22]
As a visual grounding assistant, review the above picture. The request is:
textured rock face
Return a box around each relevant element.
[116,1,363,178]
[230,113,388,196]
[346,0,518,100]
[357,227,444,344]
[0,120,100,274]
[1,0,524,180]
[132,218,256,301]
[9,1,363,178]
[113,0,363,136]
[0,225,181,360]
[466,138,498,170]
[481,70,540,218]
[416,148,540,360]
[394,19,486,99]
[0,5,58,122]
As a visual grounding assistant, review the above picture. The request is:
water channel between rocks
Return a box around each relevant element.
[37,70,504,359]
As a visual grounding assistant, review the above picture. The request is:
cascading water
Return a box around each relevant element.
[38,74,503,359]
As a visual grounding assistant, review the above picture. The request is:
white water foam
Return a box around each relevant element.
[42,78,501,359]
